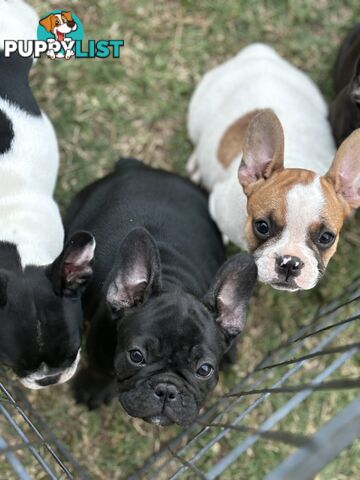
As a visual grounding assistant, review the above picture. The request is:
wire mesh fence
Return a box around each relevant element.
[1,277,359,480]
[0,373,90,479]
[132,276,360,479]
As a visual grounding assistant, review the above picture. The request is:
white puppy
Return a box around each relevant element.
[187,43,360,291]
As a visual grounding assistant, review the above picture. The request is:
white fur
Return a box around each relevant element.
[0,2,64,266]
[20,350,81,389]
[0,0,38,51]
[187,43,336,249]
[47,13,77,60]
[0,99,64,266]
[255,177,325,290]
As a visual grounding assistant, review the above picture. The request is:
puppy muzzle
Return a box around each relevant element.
[118,376,199,426]
[19,350,81,390]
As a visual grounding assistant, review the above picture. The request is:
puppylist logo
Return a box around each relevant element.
[4,10,124,60]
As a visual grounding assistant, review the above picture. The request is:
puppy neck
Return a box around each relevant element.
[0,242,22,272]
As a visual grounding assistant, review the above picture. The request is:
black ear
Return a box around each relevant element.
[47,231,96,296]
[105,228,161,313]
[351,56,360,103]
[204,253,257,338]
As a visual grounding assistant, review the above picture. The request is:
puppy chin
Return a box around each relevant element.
[19,350,81,390]
[270,282,300,292]
[142,415,174,427]
[256,261,321,291]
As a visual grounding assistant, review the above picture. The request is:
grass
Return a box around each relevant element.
[3,0,360,478]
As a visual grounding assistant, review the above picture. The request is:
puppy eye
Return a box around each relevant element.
[128,349,145,365]
[196,363,214,378]
[253,219,270,238]
[318,231,335,248]
[55,19,60,25]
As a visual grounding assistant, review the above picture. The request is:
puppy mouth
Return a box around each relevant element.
[56,31,65,41]
[19,350,81,390]
[270,281,300,292]
[142,415,174,427]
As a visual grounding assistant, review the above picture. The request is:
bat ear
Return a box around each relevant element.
[62,11,73,22]
[325,128,360,210]
[47,232,96,297]
[39,15,54,32]
[104,228,161,313]
[204,253,257,339]
[238,109,285,195]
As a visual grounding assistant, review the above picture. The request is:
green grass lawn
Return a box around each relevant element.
[5,0,360,478]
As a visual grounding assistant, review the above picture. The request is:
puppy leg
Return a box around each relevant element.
[72,368,116,410]
[186,151,201,184]
[209,178,249,250]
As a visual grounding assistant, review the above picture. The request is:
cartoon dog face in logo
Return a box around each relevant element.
[39,11,77,59]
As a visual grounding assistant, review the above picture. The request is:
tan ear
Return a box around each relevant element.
[62,11,73,22]
[325,129,360,209]
[39,14,55,32]
[238,109,284,194]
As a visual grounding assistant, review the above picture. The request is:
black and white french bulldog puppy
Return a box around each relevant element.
[330,24,360,145]
[0,0,95,389]
[67,159,257,426]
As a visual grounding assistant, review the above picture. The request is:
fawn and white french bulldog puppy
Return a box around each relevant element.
[66,159,257,426]
[0,0,95,389]
[187,43,360,292]
[330,24,360,146]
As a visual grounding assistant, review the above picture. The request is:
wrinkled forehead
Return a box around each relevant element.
[247,169,345,232]
[120,295,223,353]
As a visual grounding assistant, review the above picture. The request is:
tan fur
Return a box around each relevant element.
[217,110,261,167]
[326,129,360,209]
[39,12,73,33]
[239,109,285,195]
[39,14,55,32]
[245,169,317,251]
[318,177,349,265]
[62,11,73,22]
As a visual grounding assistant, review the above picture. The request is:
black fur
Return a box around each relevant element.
[67,159,257,426]
[329,24,360,145]
[0,50,96,387]
[0,233,95,383]
[0,52,41,116]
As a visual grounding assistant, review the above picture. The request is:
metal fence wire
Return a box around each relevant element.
[0,374,90,479]
[133,276,360,480]
[1,277,360,480]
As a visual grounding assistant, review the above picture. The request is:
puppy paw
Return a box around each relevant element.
[71,368,116,410]
[222,234,230,245]
[65,50,75,60]
[47,50,56,60]
[186,152,198,175]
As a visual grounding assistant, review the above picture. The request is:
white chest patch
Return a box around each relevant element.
[19,349,81,390]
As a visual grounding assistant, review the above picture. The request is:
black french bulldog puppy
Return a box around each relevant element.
[0,233,95,389]
[0,8,95,389]
[67,159,257,426]
[329,24,360,145]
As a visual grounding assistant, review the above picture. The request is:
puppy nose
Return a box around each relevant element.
[36,374,61,387]
[276,255,304,281]
[154,383,178,402]
[67,20,75,27]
